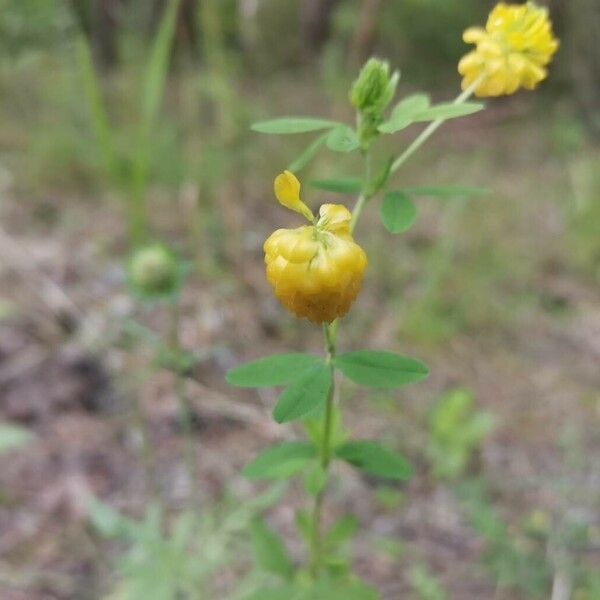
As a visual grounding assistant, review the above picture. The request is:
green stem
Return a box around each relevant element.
[350,146,372,234]
[390,78,481,174]
[309,323,337,577]
[349,193,366,235]
[130,370,162,501]
[352,79,480,236]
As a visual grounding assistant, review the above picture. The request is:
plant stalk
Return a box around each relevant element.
[170,299,199,501]
[309,323,337,577]
[390,77,482,174]
[130,369,163,501]
[350,147,372,233]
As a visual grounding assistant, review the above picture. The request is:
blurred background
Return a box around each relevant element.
[0,0,598,598]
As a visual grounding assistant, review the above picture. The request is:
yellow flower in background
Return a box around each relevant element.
[458,2,559,97]
[265,175,367,324]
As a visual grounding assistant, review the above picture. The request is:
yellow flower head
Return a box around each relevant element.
[458,2,559,97]
[265,173,367,324]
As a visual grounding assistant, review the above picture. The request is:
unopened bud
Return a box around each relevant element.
[350,58,399,149]
[350,58,399,116]
[127,244,181,299]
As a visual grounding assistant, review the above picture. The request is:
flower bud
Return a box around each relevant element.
[350,58,398,114]
[127,243,181,300]
[349,58,399,149]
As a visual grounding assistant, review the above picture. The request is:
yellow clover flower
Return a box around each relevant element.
[458,2,559,98]
[265,171,367,324]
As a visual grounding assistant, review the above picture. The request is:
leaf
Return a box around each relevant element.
[75,35,119,182]
[140,0,180,131]
[245,585,304,600]
[87,498,137,539]
[378,94,431,134]
[309,178,363,194]
[249,519,294,580]
[309,579,381,600]
[408,565,448,600]
[326,126,360,153]
[400,185,491,198]
[243,442,317,479]
[273,364,332,423]
[378,116,414,134]
[226,353,323,388]
[380,191,416,233]
[295,509,312,543]
[288,133,328,172]
[246,580,380,600]
[392,93,430,117]
[333,350,429,388]
[129,0,181,239]
[251,118,341,135]
[324,515,359,546]
[245,481,289,512]
[335,441,412,480]
[0,423,33,453]
[412,101,484,122]
[303,463,327,496]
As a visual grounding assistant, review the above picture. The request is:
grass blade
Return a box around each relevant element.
[75,35,119,183]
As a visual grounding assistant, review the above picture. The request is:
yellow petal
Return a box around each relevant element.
[317,204,352,234]
[463,27,486,44]
[274,170,314,221]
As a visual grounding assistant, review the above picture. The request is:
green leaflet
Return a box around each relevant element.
[249,518,293,580]
[252,118,342,135]
[335,440,412,480]
[243,442,317,479]
[380,191,417,233]
[273,364,332,423]
[333,350,429,388]
[226,353,323,388]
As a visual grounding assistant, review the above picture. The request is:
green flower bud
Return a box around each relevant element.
[349,58,399,150]
[350,58,399,116]
[127,243,182,300]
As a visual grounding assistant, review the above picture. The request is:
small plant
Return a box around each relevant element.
[226,3,559,596]
[88,484,285,599]
[457,479,552,598]
[124,241,200,499]
[427,388,493,480]
[452,420,600,599]
[408,564,448,600]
